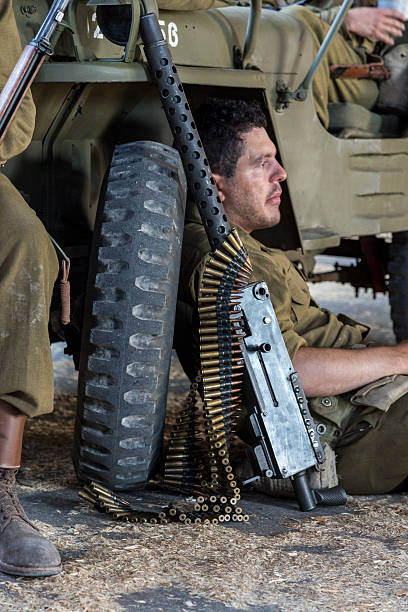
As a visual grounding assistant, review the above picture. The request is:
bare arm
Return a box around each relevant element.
[292,343,408,397]
[345,7,405,45]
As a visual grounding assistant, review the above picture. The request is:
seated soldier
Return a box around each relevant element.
[267,0,406,128]
[177,97,408,495]
[0,0,61,576]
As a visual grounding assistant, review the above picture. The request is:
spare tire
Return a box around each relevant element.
[73,140,187,490]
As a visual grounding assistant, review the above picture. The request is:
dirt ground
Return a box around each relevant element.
[2,280,407,611]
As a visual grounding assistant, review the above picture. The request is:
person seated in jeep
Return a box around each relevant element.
[272,0,407,128]
[0,0,61,577]
[160,0,406,127]
[177,97,408,495]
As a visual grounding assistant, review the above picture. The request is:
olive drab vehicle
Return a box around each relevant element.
[7,0,408,490]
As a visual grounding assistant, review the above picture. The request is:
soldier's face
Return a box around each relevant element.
[213,127,287,233]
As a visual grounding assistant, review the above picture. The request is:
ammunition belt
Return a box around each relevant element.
[80,229,252,525]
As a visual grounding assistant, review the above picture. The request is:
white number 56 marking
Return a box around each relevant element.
[158,20,179,47]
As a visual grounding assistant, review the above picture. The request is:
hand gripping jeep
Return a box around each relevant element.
[7,0,408,490]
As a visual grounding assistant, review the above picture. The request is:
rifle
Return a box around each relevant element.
[0,0,70,145]
[141,13,347,512]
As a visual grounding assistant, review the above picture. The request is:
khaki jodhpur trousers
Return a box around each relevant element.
[284,6,379,129]
[0,172,58,418]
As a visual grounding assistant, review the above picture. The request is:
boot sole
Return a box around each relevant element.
[0,560,62,577]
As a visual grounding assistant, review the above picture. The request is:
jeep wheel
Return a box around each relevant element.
[388,231,408,342]
[72,141,187,490]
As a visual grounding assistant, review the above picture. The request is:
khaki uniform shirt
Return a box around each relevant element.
[0,0,36,162]
[179,205,369,361]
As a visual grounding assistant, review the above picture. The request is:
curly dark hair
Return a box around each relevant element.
[195,98,267,178]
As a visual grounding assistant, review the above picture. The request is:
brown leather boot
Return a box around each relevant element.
[0,401,61,577]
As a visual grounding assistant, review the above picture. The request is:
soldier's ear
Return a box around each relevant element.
[212,173,226,202]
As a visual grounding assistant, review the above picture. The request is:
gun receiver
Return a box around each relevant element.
[238,282,347,511]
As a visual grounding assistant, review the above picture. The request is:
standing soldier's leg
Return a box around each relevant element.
[0,173,61,576]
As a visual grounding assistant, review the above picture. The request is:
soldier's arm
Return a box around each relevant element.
[0,0,36,162]
[293,343,408,397]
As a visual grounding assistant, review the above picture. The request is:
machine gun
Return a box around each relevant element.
[141,13,347,512]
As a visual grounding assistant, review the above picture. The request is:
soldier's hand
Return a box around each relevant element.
[345,7,405,45]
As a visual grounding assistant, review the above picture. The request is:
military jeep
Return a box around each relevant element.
[7,0,408,490]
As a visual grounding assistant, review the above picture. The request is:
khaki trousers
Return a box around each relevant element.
[334,395,408,495]
[0,173,59,418]
[310,391,408,495]
[284,6,379,129]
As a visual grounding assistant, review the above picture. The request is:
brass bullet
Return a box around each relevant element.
[204,266,225,277]
[165,453,189,460]
[199,327,218,335]
[79,490,97,505]
[200,312,220,320]
[228,232,242,252]
[203,383,222,392]
[202,276,221,285]
[206,398,222,408]
[203,372,243,383]
[206,406,223,416]
[198,297,217,304]
[223,242,238,258]
[198,305,217,313]
[213,249,233,264]
[208,259,227,271]
[209,414,224,425]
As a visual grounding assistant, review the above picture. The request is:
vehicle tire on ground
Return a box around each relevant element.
[72,140,187,490]
[388,231,408,342]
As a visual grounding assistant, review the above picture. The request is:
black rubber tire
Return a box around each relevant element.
[388,231,408,342]
[72,141,187,490]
